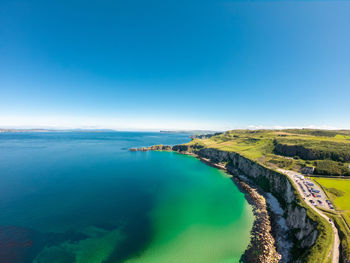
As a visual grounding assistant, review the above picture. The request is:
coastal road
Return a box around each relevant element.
[278,169,340,263]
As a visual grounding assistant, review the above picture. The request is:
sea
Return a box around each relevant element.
[0,132,253,263]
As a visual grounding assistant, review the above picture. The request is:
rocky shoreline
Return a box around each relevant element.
[185,153,281,263]
[130,146,281,262]
[235,178,281,263]
[129,145,172,151]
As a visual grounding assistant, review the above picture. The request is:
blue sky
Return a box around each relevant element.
[1,0,349,130]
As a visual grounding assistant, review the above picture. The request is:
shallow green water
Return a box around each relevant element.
[0,132,253,262]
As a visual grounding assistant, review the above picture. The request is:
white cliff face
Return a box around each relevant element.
[266,193,293,263]
[284,181,295,204]
[185,147,320,261]
[285,206,318,247]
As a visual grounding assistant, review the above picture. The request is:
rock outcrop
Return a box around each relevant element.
[129,145,172,151]
[273,142,319,160]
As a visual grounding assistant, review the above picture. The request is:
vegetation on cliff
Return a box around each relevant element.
[189,129,350,176]
[177,129,348,262]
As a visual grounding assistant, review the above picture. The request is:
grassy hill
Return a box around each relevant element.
[188,129,350,176]
[187,129,350,261]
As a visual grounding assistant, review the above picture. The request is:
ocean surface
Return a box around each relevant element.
[0,132,253,263]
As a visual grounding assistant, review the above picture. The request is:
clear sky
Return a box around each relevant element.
[1,0,349,130]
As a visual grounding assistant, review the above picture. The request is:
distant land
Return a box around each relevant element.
[0,128,118,133]
[0,128,54,133]
[160,130,220,135]
[0,128,219,134]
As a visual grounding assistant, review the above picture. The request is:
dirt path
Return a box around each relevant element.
[278,169,340,263]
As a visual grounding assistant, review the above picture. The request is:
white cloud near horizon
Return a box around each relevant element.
[0,115,231,131]
[0,115,348,131]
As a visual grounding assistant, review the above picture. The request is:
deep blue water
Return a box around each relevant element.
[0,132,253,263]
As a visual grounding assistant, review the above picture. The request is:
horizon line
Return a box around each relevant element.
[1,126,349,132]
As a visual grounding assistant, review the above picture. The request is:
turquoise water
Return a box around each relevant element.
[0,132,253,263]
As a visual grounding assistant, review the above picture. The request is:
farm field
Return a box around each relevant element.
[315,178,350,212]
[315,177,350,262]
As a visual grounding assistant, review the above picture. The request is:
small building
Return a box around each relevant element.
[301,166,315,175]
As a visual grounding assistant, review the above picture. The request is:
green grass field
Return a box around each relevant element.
[315,178,350,211]
[315,178,350,262]
[315,178,350,225]
[188,129,350,175]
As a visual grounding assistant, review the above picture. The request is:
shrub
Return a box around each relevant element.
[314,160,348,176]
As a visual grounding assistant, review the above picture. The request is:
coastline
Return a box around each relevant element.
[171,146,335,263]
[130,146,281,262]
[186,153,281,263]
